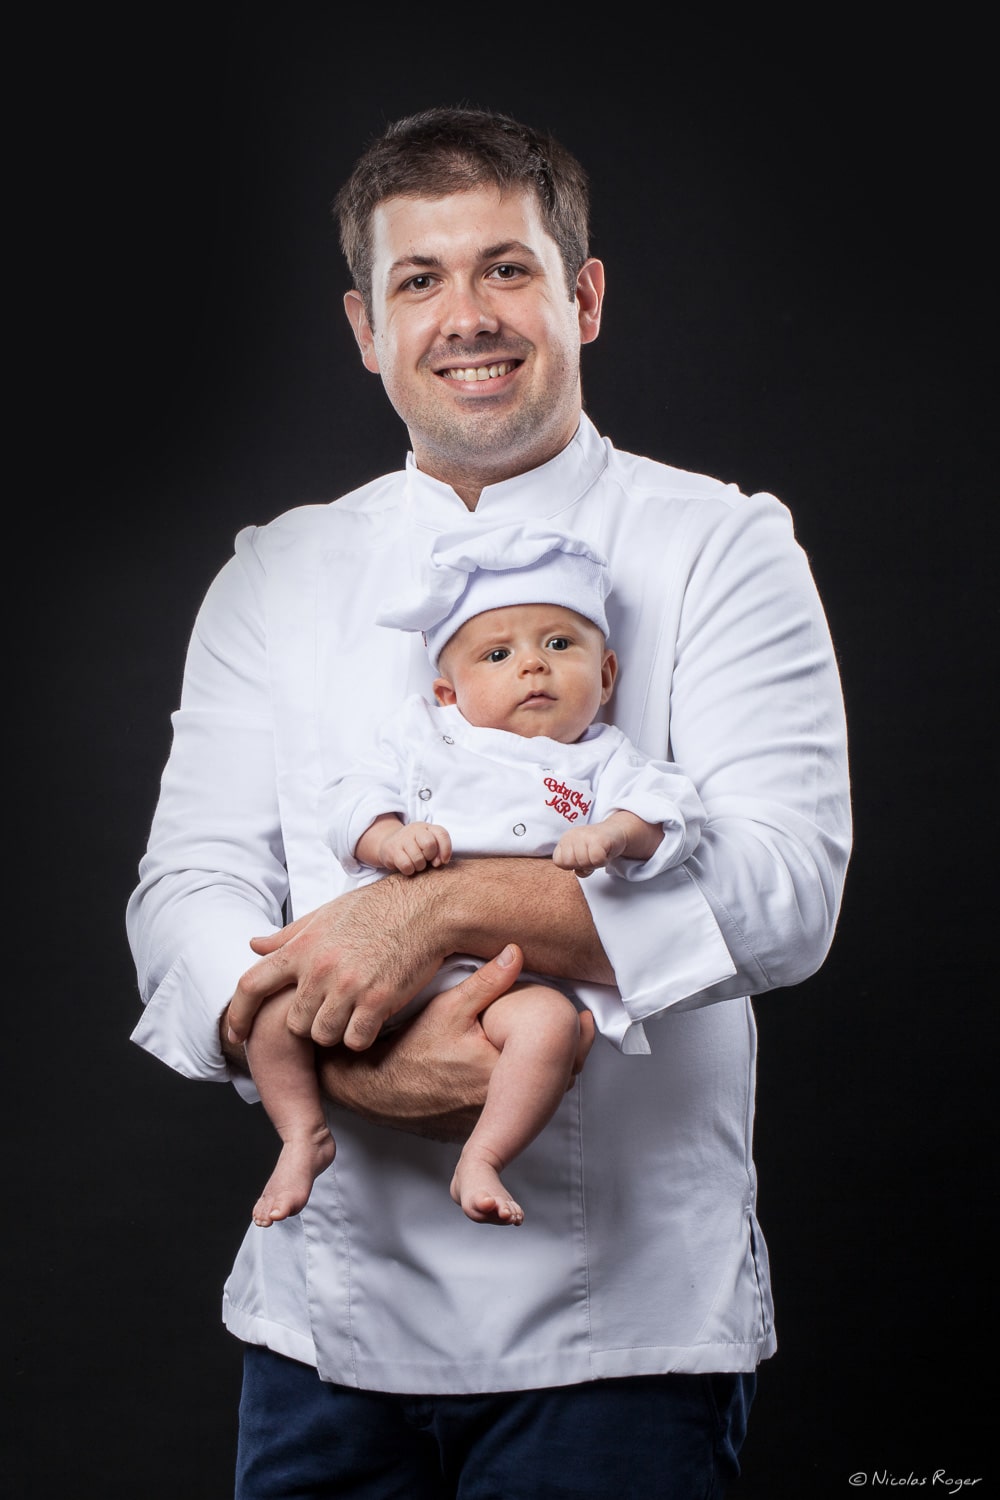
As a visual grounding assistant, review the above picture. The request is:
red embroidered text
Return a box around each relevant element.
[543,776,592,824]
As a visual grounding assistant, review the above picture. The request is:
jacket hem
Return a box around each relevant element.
[222,1296,775,1393]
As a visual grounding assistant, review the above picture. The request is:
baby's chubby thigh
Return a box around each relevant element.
[382,959,585,1040]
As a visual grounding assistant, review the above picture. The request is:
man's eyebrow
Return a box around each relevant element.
[386,253,445,279]
[480,240,539,262]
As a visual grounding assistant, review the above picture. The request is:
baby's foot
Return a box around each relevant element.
[450,1158,524,1226]
[253,1131,336,1227]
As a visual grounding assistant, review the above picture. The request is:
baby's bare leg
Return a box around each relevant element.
[245,996,336,1227]
[450,983,580,1226]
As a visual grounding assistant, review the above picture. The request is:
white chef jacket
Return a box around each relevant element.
[323,695,710,1054]
[127,415,851,1392]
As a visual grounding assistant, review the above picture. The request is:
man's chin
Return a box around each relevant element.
[411,403,572,475]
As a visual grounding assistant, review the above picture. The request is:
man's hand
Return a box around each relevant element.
[225,874,451,1052]
[315,945,597,1143]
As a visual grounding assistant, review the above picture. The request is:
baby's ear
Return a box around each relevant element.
[433,676,458,707]
[600,648,618,704]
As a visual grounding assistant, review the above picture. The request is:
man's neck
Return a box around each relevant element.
[410,418,583,511]
[413,454,526,512]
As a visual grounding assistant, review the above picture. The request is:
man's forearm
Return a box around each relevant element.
[218,1010,479,1138]
[423,855,615,984]
[317,1031,487,1141]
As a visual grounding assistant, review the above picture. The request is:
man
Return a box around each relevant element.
[127,107,852,1497]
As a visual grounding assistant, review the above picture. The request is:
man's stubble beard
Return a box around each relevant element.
[403,351,582,483]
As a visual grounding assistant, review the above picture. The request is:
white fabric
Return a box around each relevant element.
[322,695,709,1054]
[126,415,851,1393]
[376,521,611,667]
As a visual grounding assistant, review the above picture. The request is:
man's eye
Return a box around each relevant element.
[546,637,570,651]
[403,274,435,291]
[489,264,523,281]
[487,648,510,663]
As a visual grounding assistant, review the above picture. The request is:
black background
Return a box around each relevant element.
[11,11,994,1497]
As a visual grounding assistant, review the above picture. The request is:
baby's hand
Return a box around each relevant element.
[553,810,664,877]
[552,822,627,879]
[379,821,453,876]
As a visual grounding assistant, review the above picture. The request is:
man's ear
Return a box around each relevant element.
[576,258,605,346]
[600,648,618,704]
[344,290,380,373]
[433,676,458,707]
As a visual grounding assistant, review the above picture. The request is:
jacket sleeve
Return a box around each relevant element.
[580,491,852,1024]
[320,703,413,876]
[589,734,708,881]
[125,527,285,1098]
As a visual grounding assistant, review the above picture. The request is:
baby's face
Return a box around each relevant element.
[433,603,617,742]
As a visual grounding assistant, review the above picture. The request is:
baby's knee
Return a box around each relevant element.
[483,982,579,1049]
[526,984,583,1044]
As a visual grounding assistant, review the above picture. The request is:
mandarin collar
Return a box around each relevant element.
[436,702,604,762]
[402,414,608,531]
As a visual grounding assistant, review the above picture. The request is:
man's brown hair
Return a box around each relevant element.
[334,106,591,316]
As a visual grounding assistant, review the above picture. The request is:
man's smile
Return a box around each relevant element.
[438,360,522,382]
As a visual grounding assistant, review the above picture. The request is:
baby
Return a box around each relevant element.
[243,524,707,1227]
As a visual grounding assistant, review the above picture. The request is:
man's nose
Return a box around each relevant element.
[440,280,501,340]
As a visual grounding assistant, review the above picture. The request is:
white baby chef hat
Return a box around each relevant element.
[377,522,612,670]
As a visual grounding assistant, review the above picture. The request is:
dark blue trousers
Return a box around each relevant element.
[235,1345,755,1499]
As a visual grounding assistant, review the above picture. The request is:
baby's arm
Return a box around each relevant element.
[553,810,663,879]
[355,813,454,877]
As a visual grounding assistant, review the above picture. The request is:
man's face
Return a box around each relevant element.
[432,603,617,743]
[344,187,604,504]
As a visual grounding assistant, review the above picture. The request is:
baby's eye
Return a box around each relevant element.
[487,648,510,663]
[546,637,570,651]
